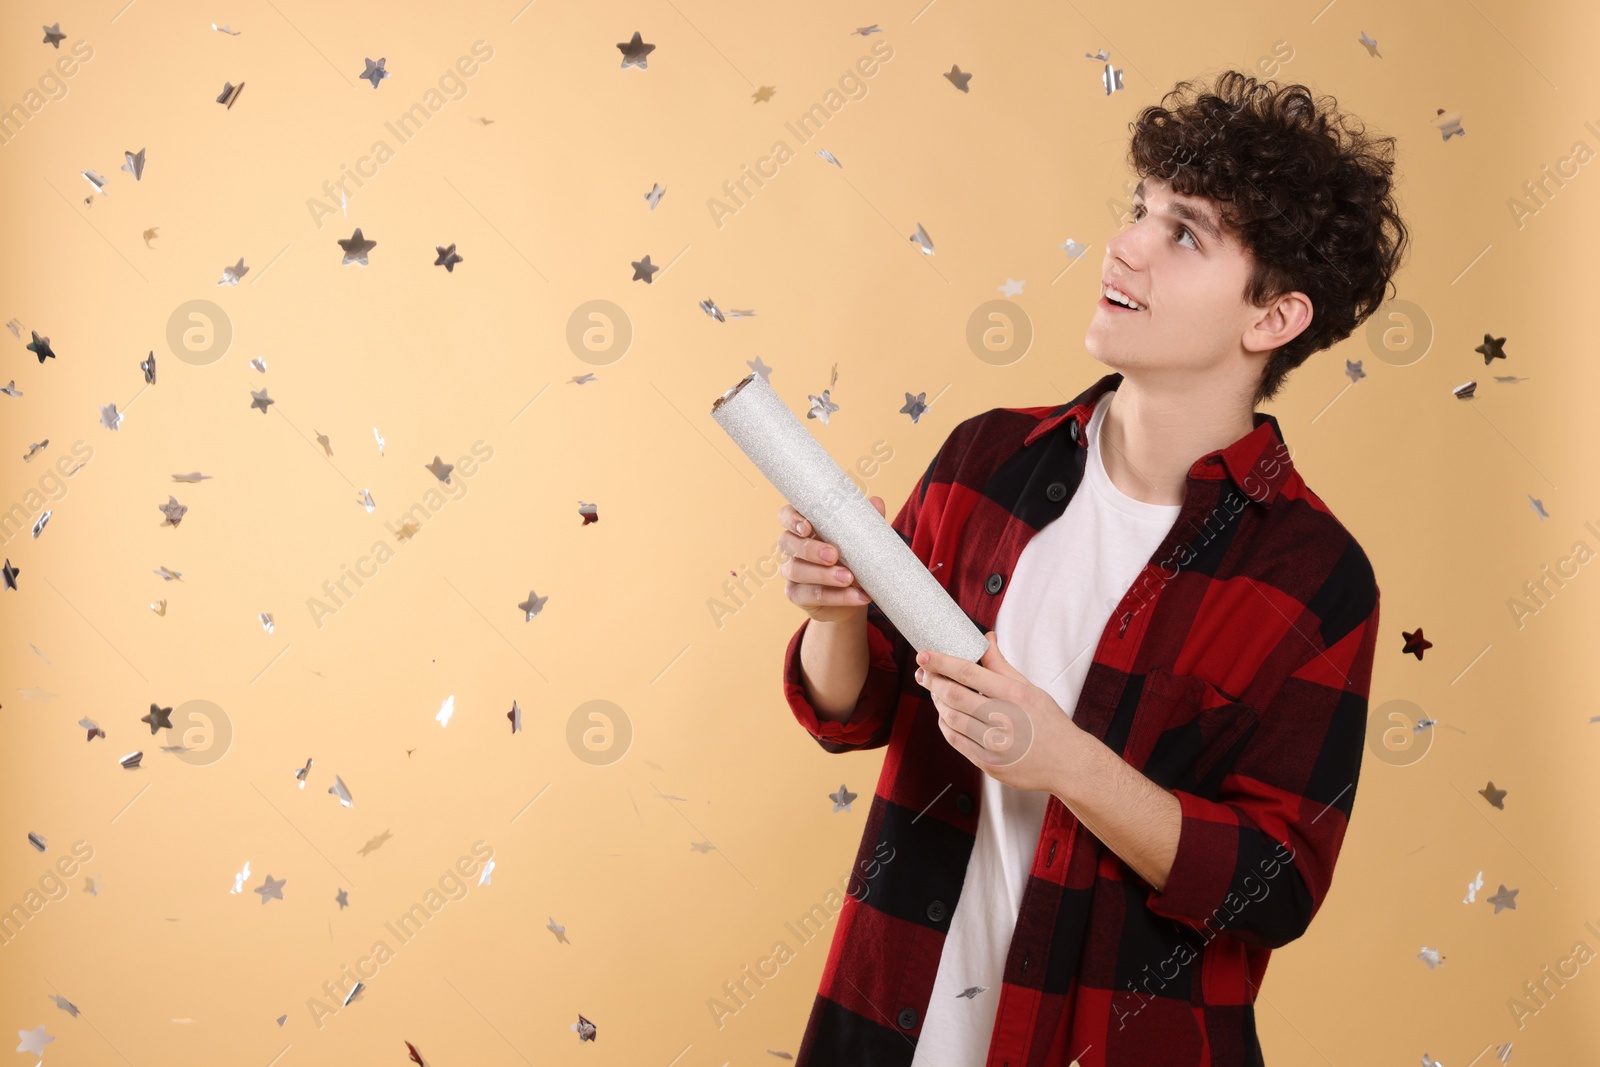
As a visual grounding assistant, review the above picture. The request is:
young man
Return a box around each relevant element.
[778,71,1408,1066]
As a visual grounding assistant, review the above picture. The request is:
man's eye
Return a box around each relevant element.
[1130,205,1199,249]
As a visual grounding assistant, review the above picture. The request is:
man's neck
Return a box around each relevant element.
[1097,378,1257,507]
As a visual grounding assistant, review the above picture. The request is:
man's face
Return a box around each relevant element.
[1085,174,1268,381]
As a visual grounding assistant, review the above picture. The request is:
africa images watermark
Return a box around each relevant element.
[1115,837,1297,1031]
[306,440,494,628]
[705,38,894,229]
[706,843,895,1030]
[0,439,94,548]
[307,840,494,1027]
[305,40,495,229]
[1506,117,1600,230]
[0,37,95,148]
[0,840,96,947]
[706,439,895,629]
[1112,437,1293,636]
[1505,915,1600,1029]
[1505,515,1600,629]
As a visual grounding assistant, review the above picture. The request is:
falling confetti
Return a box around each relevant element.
[338,228,377,266]
[1487,884,1518,914]
[1401,627,1432,659]
[142,704,174,734]
[1475,334,1507,364]
[328,775,353,807]
[517,591,547,620]
[434,243,463,271]
[426,456,454,483]
[360,57,390,88]
[1431,108,1465,141]
[27,331,57,363]
[909,222,934,255]
[617,31,654,69]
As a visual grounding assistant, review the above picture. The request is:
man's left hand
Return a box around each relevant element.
[917,631,1082,794]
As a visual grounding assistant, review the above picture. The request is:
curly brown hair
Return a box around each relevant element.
[1125,70,1411,405]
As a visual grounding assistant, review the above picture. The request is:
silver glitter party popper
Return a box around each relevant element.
[711,372,989,663]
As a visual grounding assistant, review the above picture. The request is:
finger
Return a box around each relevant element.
[930,690,991,751]
[777,529,844,570]
[781,555,858,589]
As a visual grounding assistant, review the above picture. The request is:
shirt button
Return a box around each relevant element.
[897,1007,918,1030]
[1068,420,1080,442]
[1021,953,1030,974]
[985,573,1004,595]
[955,792,974,814]
[926,900,948,923]
[1046,481,1067,501]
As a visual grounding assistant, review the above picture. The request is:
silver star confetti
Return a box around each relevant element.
[518,591,547,620]
[426,455,454,483]
[617,31,654,69]
[338,227,376,266]
[218,257,249,285]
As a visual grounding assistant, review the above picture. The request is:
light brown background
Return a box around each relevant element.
[3,0,1598,1062]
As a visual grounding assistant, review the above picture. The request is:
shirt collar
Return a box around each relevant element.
[1023,371,1294,509]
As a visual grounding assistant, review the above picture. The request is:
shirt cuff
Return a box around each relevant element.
[782,614,903,750]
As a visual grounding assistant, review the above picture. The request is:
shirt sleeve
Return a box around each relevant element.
[782,449,940,755]
[1144,578,1381,951]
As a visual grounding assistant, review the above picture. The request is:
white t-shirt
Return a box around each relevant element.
[909,388,1183,1067]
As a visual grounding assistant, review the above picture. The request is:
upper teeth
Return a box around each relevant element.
[1104,286,1143,310]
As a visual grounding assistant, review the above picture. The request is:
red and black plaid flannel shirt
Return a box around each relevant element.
[781,371,1381,1066]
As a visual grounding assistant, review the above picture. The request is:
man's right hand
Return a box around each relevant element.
[777,496,884,624]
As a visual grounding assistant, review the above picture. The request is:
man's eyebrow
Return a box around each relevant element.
[1132,177,1223,243]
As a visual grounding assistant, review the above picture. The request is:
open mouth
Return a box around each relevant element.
[1098,295,1143,314]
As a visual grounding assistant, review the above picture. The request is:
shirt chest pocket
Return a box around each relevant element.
[1121,666,1261,796]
